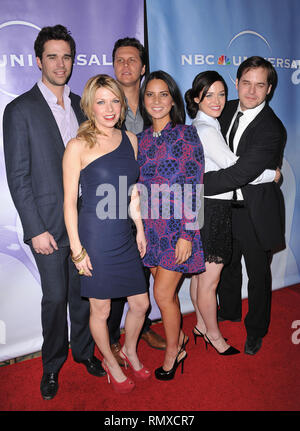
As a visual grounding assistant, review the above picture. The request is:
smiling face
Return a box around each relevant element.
[113,46,145,88]
[92,86,121,131]
[236,66,272,111]
[36,39,73,90]
[144,78,174,128]
[194,80,226,118]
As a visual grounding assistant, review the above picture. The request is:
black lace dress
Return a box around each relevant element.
[200,197,232,265]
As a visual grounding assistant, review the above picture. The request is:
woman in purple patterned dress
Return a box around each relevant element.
[137,71,205,380]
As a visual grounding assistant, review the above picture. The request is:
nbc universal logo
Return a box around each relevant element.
[181,30,300,85]
[0,20,112,68]
[0,20,112,98]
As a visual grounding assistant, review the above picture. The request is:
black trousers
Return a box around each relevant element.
[217,207,272,338]
[107,267,152,344]
[31,245,94,373]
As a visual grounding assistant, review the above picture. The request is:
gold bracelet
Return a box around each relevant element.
[71,247,87,263]
[71,247,84,261]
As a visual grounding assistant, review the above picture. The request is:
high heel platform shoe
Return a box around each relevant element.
[119,349,151,380]
[155,350,187,381]
[193,326,205,345]
[204,334,240,356]
[102,362,135,393]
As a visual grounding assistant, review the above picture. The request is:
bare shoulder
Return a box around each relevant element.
[65,137,86,154]
[63,138,87,167]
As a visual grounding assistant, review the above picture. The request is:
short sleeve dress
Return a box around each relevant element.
[137,122,205,274]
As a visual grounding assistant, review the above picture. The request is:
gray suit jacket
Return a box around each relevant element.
[3,83,85,246]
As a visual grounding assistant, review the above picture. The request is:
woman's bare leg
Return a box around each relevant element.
[197,262,230,352]
[190,275,207,334]
[151,266,183,371]
[89,297,126,382]
[122,292,149,369]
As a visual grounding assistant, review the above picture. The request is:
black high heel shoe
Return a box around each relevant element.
[155,350,187,381]
[204,334,240,355]
[180,333,189,350]
[193,326,205,345]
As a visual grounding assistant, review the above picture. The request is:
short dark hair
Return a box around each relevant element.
[185,71,228,119]
[112,37,148,69]
[237,56,278,94]
[139,70,186,127]
[34,24,76,62]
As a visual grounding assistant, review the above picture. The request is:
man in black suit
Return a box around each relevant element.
[3,25,105,400]
[107,38,166,365]
[204,56,286,355]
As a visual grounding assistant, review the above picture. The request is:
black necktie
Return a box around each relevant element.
[228,111,243,201]
[229,111,243,152]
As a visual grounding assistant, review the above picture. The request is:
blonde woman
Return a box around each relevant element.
[63,75,150,394]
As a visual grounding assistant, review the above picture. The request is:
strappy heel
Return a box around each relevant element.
[180,333,189,351]
[102,362,135,393]
[119,349,151,380]
[193,326,205,345]
[155,350,187,381]
[204,334,240,356]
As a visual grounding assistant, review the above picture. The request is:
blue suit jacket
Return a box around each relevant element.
[3,84,86,246]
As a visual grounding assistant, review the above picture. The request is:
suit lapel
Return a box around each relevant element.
[237,105,269,155]
[32,84,65,157]
[220,100,239,137]
[70,92,85,125]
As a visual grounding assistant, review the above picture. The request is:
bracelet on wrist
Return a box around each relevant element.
[71,247,87,263]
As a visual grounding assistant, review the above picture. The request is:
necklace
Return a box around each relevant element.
[152,130,161,138]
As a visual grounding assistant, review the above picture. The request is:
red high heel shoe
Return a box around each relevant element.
[102,362,135,393]
[120,349,151,380]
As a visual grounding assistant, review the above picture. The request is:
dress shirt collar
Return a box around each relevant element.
[237,100,266,123]
[37,79,71,106]
[194,110,221,131]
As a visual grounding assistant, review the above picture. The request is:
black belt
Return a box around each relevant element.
[231,200,245,208]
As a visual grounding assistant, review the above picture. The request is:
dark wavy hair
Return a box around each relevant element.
[140,70,186,127]
[185,71,228,119]
[34,24,76,62]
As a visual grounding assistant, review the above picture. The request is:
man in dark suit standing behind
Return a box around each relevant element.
[3,25,105,400]
[204,57,285,355]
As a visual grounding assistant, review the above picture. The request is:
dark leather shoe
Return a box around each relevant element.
[110,342,126,367]
[80,356,106,376]
[141,329,166,350]
[40,372,58,400]
[244,336,263,355]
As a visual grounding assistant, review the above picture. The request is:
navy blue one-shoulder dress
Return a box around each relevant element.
[79,130,147,299]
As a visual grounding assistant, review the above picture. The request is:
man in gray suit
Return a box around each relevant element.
[3,25,105,400]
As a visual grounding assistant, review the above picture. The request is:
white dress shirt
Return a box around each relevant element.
[193,110,275,200]
[226,101,275,200]
[38,80,79,146]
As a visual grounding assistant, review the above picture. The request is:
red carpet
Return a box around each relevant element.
[1,285,300,412]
